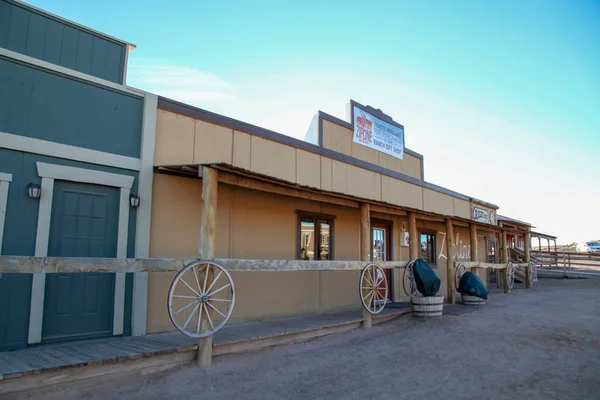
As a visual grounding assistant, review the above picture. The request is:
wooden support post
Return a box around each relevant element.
[408,212,418,261]
[360,202,371,328]
[501,223,510,294]
[469,223,478,278]
[197,166,218,368]
[524,230,531,289]
[445,219,456,304]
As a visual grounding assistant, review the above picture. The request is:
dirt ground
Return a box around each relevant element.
[10,278,600,400]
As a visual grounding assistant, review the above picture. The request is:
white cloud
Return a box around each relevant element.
[127,59,238,106]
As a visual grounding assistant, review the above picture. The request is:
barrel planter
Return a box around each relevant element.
[411,296,444,317]
[461,295,486,306]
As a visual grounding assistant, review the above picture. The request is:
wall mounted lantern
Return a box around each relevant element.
[129,193,140,208]
[27,183,41,199]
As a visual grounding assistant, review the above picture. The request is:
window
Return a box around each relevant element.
[298,212,334,260]
[420,232,436,264]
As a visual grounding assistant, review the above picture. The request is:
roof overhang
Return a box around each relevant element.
[156,163,504,231]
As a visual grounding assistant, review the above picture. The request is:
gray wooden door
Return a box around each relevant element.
[48,181,119,258]
[42,272,115,343]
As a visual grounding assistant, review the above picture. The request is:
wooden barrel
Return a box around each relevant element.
[411,296,444,317]
[461,295,486,306]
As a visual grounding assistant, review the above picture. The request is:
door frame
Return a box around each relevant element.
[371,218,393,300]
[34,162,134,258]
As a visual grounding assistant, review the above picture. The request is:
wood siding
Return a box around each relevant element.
[0,0,126,83]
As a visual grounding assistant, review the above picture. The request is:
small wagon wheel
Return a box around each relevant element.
[359,263,388,315]
[402,260,418,297]
[455,263,466,291]
[168,260,235,338]
[506,262,515,290]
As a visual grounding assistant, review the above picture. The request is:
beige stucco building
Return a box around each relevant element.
[145,98,507,332]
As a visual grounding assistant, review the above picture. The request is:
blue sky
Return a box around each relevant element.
[29,0,599,243]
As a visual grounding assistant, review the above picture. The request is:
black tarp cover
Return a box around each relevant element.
[457,271,489,299]
[413,258,441,296]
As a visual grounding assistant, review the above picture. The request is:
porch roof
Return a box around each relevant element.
[156,162,503,232]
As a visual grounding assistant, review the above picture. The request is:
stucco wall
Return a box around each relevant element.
[149,172,360,260]
[146,270,361,333]
[154,110,489,221]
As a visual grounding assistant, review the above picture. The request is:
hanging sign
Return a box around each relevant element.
[353,106,404,160]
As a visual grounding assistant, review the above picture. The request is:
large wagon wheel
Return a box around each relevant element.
[402,260,418,297]
[360,263,388,315]
[506,262,515,290]
[454,263,466,291]
[168,260,235,338]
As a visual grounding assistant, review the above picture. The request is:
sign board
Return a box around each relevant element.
[352,106,404,160]
[472,206,496,225]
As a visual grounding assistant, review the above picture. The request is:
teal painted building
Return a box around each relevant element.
[0,0,156,350]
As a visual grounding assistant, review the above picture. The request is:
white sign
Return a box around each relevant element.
[472,206,496,225]
[353,106,404,160]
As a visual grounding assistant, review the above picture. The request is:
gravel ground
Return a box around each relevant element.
[10,278,600,400]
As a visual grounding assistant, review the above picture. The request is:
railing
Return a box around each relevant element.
[532,251,600,275]
[531,251,560,268]
[510,247,542,265]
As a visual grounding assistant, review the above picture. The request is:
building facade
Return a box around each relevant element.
[0,0,156,350]
[0,0,550,351]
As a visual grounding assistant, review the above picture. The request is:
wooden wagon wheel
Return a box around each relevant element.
[455,262,466,291]
[528,261,534,283]
[506,262,515,290]
[359,263,388,315]
[168,260,235,338]
[402,260,418,297]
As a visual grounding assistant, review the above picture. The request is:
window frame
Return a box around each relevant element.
[296,211,336,261]
[418,229,437,266]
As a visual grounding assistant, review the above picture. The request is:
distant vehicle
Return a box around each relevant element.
[576,241,600,252]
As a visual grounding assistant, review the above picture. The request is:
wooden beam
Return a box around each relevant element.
[369,204,407,216]
[416,214,445,222]
[217,169,359,209]
[359,202,371,328]
[0,256,411,274]
[408,212,418,260]
[445,218,456,304]
[451,220,470,228]
[457,261,527,269]
[198,166,218,368]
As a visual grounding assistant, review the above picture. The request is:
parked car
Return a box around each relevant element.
[576,241,600,252]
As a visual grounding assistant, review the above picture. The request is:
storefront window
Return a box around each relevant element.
[298,213,333,260]
[420,232,436,264]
